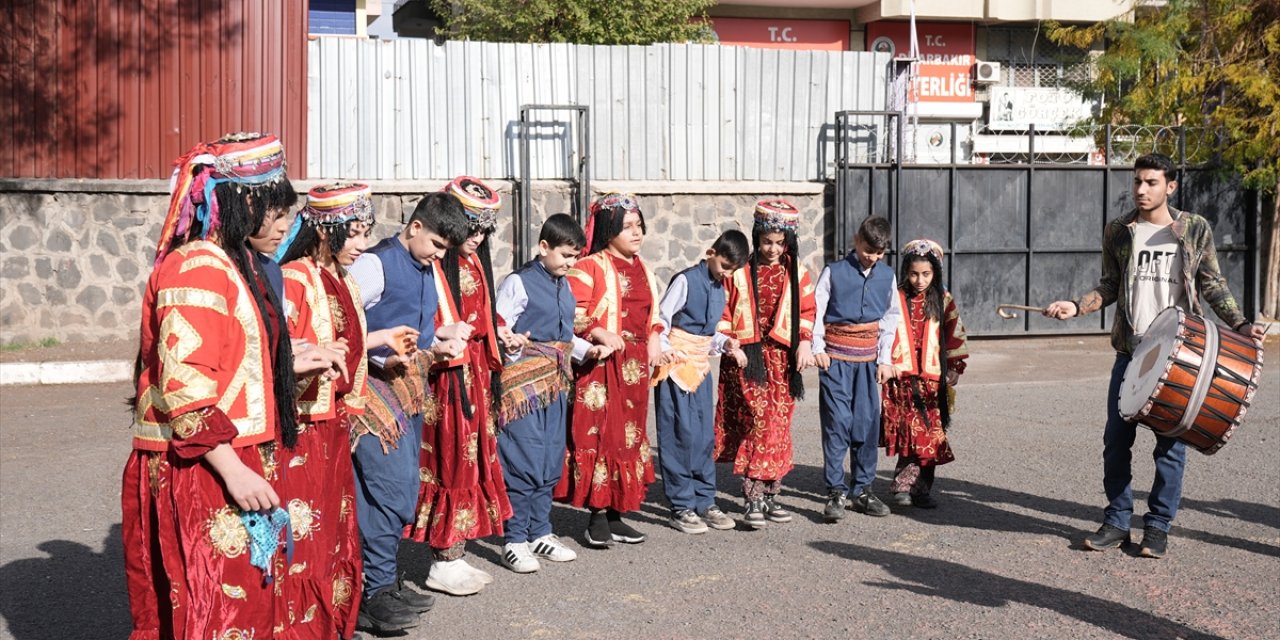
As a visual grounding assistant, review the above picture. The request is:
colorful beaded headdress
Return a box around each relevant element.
[154,132,289,265]
[901,238,944,262]
[443,176,501,231]
[584,192,641,254]
[753,199,801,232]
[274,183,376,261]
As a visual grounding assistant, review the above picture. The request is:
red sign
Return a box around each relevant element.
[711,17,850,51]
[866,21,976,103]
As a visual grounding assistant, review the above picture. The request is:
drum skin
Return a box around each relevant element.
[1122,309,1264,455]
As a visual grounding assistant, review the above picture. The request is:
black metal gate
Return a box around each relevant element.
[833,114,1261,336]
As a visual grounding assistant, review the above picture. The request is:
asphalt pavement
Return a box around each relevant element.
[1,336,1277,639]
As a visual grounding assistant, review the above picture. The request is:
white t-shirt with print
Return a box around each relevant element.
[1128,220,1187,337]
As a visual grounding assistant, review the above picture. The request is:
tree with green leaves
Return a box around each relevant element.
[430,0,715,45]
[1048,0,1280,318]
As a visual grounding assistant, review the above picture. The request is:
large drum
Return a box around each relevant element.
[1118,307,1264,454]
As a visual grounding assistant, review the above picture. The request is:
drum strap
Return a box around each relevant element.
[1174,320,1221,436]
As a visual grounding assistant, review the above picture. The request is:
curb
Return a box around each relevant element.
[0,360,132,386]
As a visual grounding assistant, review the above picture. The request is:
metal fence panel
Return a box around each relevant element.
[307,39,888,180]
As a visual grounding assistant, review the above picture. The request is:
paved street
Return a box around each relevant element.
[1,336,1277,639]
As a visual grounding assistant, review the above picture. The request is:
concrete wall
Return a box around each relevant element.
[0,179,832,346]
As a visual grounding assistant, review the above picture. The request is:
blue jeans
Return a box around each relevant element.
[1102,353,1187,533]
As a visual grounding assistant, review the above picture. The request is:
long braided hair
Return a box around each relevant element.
[744,226,805,399]
[441,229,503,418]
[897,249,950,429]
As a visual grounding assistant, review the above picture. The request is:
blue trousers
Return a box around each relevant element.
[498,396,569,544]
[1103,353,1187,533]
[654,378,717,513]
[819,359,881,495]
[353,413,424,597]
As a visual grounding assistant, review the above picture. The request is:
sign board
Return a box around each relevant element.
[711,17,850,51]
[988,87,1094,130]
[865,21,975,103]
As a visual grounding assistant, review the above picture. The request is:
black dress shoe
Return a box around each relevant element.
[390,578,435,613]
[357,588,419,634]
[1083,524,1130,551]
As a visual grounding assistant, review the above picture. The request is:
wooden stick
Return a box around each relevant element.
[996,304,1046,320]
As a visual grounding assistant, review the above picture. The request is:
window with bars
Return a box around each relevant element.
[986,27,1091,88]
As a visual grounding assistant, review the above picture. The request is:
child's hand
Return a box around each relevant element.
[205,444,280,512]
[437,321,474,342]
[590,328,626,352]
[661,350,687,366]
[946,370,960,386]
[876,363,895,384]
[368,326,420,356]
[731,348,748,368]
[796,341,815,370]
[647,334,664,368]
[725,337,742,352]
[499,327,530,353]
[813,353,831,371]
[431,338,467,361]
[585,345,614,360]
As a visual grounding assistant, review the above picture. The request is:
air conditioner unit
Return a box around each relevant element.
[974,61,1001,84]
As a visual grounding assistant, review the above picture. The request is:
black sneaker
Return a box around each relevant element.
[1139,526,1168,559]
[606,510,647,544]
[356,588,419,634]
[892,492,913,507]
[852,488,891,517]
[584,509,614,548]
[762,495,793,523]
[822,490,848,522]
[742,498,768,529]
[910,493,939,509]
[390,577,435,613]
[1083,524,1130,551]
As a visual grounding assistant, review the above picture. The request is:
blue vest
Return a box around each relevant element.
[669,262,725,337]
[511,260,574,343]
[256,253,284,302]
[363,236,438,347]
[823,255,895,325]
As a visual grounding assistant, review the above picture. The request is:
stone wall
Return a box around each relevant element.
[0,179,832,345]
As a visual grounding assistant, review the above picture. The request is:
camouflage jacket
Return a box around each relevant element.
[1074,206,1246,353]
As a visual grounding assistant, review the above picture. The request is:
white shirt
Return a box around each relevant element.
[1129,221,1186,336]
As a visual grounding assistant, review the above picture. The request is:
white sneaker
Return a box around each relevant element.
[501,542,541,573]
[425,559,486,596]
[530,534,578,562]
[458,556,494,584]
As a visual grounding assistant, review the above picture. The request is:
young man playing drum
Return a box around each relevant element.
[1044,153,1265,559]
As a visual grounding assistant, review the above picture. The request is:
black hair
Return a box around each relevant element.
[278,218,361,269]
[710,229,750,267]
[1134,153,1177,182]
[409,192,470,247]
[213,179,301,448]
[856,216,892,252]
[540,213,587,250]
[587,204,647,256]
[441,225,503,420]
[896,250,952,430]
[744,225,805,399]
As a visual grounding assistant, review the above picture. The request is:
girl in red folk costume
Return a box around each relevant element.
[274,183,410,638]
[410,177,514,596]
[557,192,662,548]
[881,239,969,509]
[714,200,817,529]
[124,133,327,639]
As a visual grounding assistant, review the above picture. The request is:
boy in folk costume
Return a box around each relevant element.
[557,193,662,548]
[347,192,470,634]
[493,214,591,573]
[812,215,903,521]
[881,238,969,510]
[714,200,817,529]
[409,177,515,596]
[653,230,750,534]
[123,133,321,638]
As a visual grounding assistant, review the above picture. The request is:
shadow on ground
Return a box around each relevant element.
[0,525,130,640]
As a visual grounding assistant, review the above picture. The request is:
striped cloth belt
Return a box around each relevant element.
[352,350,432,452]
[825,322,879,363]
[496,341,573,428]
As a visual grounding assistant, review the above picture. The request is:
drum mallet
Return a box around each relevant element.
[996,304,1046,320]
